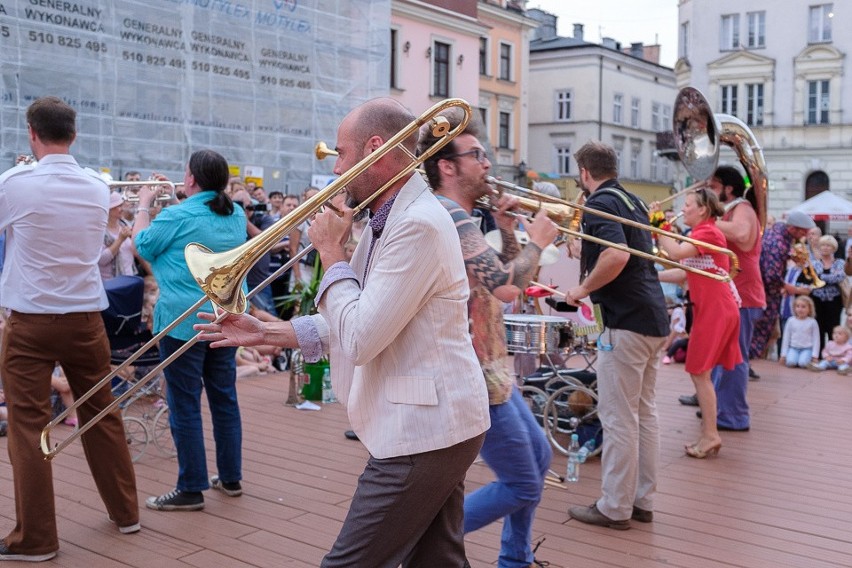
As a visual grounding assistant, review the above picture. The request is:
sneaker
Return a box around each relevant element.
[662,355,672,365]
[108,516,141,534]
[0,541,57,562]
[631,506,653,523]
[748,366,760,380]
[145,489,204,511]
[210,475,242,497]
[0,421,6,437]
[678,394,699,406]
[568,503,630,530]
[807,362,823,372]
[838,366,850,376]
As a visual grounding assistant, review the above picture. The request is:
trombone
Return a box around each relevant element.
[108,180,182,202]
[480,176,739,282]
[40,97,473,459]
[185,98,471,314]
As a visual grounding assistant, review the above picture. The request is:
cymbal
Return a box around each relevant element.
[484,229,559,266]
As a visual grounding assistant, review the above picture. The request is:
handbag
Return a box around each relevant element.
[840,276,852,308]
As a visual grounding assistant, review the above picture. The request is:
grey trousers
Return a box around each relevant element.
[322,432,485,568]
[595,328,665,521]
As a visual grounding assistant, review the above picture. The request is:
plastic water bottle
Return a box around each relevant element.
[321,368,337,404]
[577,439,596,463]
[566,434,580,482]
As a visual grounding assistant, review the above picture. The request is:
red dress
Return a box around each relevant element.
[683,219,742,374]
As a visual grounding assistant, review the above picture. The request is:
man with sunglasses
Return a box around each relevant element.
[419,112,558,568]
[563,141,669,530]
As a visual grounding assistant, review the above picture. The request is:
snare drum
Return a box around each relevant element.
[504,314,574,354]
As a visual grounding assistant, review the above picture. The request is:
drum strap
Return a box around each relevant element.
[681,255,741,307]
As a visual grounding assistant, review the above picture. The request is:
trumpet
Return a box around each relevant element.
[480,176,739,282]
[108,180,182,202]
[790,240,825,288]
[40,97,473,460]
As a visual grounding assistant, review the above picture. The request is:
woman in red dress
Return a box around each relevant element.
[658,188,741,458]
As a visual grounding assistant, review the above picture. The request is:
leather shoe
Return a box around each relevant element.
[717,423,750,432]
[569,503,630,530]
[748,366,760,380]
[678,394,698,406]
[632,506,653,523]
[344,430,359,441]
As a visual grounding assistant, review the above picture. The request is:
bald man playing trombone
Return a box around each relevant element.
[196,97,489,567]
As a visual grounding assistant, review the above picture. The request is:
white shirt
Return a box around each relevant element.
[0,154,109,313]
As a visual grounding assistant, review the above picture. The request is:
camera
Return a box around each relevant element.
[245,202,270,212]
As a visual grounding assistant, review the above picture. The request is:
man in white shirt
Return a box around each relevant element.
[0,96,139,562]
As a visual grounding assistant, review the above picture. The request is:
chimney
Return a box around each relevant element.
[630,42,644,58]
[573,23,584,41]
[602,37,618,50]
[527,8,558,41]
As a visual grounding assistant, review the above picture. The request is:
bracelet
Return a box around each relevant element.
[137,208,150,214]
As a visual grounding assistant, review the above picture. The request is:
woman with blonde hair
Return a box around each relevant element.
[658,188,741,458]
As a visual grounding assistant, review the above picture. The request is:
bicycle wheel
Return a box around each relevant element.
[543,383,600,456]
[123,416,149,463]
[152,405,176,458]
[518,385,549,428]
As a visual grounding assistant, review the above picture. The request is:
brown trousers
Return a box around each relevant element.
[322,433,485,568]
[1,311,138,555]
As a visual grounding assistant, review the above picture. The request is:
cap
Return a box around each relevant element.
[109,191,124,209]
[786,210,816,230]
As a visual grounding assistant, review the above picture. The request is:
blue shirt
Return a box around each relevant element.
[135,191,247,340]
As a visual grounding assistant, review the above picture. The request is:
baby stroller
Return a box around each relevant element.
[102,275,174,461]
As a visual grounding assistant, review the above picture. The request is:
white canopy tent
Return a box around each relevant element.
[784,191,852,221]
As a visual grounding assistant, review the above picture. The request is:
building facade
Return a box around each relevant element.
[527,9,677,203]
[389,0,535,182]
[677,0,851,215]
[476,0,538,182]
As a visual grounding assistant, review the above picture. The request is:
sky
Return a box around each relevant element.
[528,1,680,67]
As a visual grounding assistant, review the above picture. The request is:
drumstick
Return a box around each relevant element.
[529,281,566,298]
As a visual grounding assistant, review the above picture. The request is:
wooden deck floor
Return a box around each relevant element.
[2,355,851,567]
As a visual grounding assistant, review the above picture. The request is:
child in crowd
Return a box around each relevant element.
[780,296,820,368]
[662,303,688,364]
[235,346,272,378]
[51,364,79,427]
[809,325,852,375]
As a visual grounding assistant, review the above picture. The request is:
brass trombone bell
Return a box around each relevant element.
[481,176,739,282]
[185,98,471,314]
[109,180,181,202]
[315,141,338,160]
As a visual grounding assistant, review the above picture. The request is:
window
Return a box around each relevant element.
[499,43,512,81]
[807,79,829,124]
[478,107,487,129]
[746,83,764,126]
[631,97,640,128]
[651,102,662,131]
[747,11,765,48]
[650,153,659,181]
[555,90,572,121]
[612,138,625,176]
[479,37,488,76]
[721,85,738,115]
[556,146,571,175]
[630,142,641,178]
[680,21,689,59]
[433,41,450,97]
[662,104,672,130]
[498,111,510,148]
[720,14,740,50]
[809,4,833,43]
[613,94,623,124]
[390,29,399,89]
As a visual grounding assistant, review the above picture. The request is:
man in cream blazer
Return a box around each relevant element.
[196,97,490,567]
